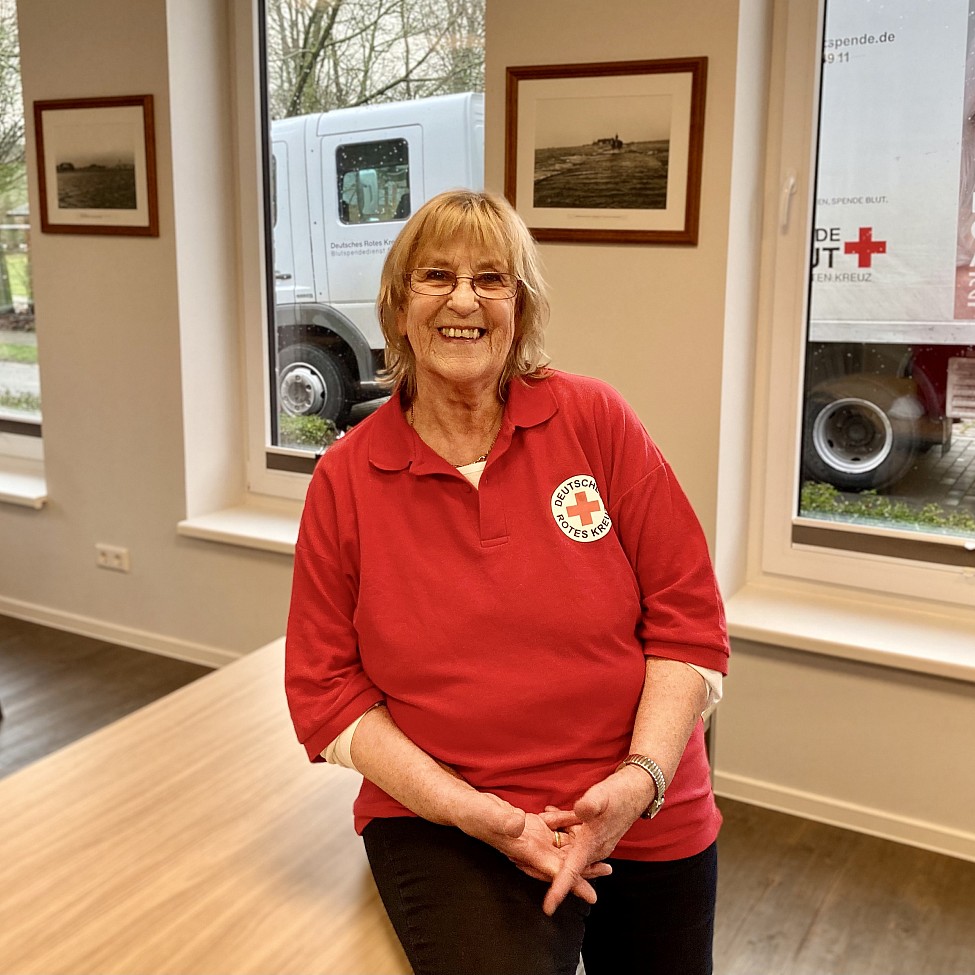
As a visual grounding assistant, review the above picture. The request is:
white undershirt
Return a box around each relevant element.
[322,459,723,769]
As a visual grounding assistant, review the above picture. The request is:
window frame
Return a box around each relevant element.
[752,0,975,611]
[236,0,418,496]
[235,0,312,502]
[235,0,488,497]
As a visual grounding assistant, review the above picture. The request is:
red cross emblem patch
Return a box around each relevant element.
[550,475,613,543]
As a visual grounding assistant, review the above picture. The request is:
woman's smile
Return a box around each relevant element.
[438,326,486,340]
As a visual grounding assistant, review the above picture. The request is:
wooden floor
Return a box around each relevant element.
[714,797,975,975]
[2,614,974,975]
[0,614,212,778]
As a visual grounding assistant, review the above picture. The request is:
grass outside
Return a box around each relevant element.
[3,251,31,300]
[800,481,975,536]
[277,414,339,449]
[0,342,37,364]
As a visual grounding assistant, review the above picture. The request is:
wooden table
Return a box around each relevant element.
[0,639,411,974]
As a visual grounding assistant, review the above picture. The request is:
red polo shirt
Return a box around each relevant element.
[286,370,729,860]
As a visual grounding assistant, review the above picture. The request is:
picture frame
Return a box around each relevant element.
[504,59,707,245]
[33,95,159,237]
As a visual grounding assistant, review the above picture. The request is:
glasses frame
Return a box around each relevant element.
[406,268,520,300]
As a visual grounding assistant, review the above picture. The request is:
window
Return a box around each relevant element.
[0,0,39,443]
[795,0,975,561]
[253,0,485,482]
[757,0,975,606]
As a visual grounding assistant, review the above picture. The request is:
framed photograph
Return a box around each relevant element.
[505,59,707,244]
[33,95,159,237]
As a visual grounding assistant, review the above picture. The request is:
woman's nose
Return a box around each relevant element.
[447,277,480,313]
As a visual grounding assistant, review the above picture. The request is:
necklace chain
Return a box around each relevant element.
[409,402,502,467]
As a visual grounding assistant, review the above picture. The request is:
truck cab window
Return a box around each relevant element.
[797,0,975,552]
[337,139,410,225]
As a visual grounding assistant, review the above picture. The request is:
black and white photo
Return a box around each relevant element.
[505,59,706,244]
[34,95,159,236]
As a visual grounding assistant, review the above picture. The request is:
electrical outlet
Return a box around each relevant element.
[95,544,130,573]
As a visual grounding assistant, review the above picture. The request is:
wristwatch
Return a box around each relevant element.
[616,754,667,819]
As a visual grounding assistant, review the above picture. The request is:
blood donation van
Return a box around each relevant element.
[801,0,975,490]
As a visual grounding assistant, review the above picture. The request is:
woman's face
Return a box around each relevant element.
[396,241,517,400]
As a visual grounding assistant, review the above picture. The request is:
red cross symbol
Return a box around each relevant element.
[844,227,886,268]
[565,490,602,526]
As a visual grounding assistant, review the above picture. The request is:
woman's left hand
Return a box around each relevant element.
[497,811,611,906]
[536,766,655,916]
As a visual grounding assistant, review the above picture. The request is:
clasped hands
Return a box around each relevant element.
[458,766,655,916]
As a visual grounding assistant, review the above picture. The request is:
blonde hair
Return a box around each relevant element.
[376,189,550,400]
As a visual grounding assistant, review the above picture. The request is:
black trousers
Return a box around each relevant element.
[362,817,717,975]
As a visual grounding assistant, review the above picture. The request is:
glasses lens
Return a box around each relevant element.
[408,269,518,298]
[410,268,455,294]
[472,272,517,299]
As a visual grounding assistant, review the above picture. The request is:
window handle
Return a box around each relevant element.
[779,171,797,231]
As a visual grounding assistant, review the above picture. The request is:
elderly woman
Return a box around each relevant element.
[285,189,729,975]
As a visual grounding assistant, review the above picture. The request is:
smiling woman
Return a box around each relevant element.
[284,189,730,975]
[382,197,530,465]
[395,242,517,458]
[376,189,550,406]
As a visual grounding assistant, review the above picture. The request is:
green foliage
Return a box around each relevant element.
[0,341,35,363]
[0,387,40,412]
[278,413,339,449]
[3,250,30,298]
[800,481,975,536]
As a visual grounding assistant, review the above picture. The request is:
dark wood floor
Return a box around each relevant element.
[0,613,212,778]
[2,613,974,974]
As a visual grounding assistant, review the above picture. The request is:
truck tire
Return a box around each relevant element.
[802,378,921,492]
[277,343,352,426]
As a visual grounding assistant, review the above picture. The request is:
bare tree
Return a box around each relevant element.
[417,0,484,96]
[265,0,484,119]
[0,0,25,203]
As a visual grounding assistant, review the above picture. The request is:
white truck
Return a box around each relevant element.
[270,92,484,427]
[802,0,975,491]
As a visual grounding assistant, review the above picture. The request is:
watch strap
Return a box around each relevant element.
[616,753,666,819]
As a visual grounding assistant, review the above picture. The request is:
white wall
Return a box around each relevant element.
[717,639,975,859]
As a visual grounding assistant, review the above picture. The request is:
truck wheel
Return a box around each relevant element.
[277,344,351,426]
[802,379,921,492]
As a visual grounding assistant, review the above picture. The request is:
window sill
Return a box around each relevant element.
[726,579,975,683]
[0,457,47,509]
[177,495,300,555]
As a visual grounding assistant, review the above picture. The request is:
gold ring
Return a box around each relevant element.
[554,830,563,849]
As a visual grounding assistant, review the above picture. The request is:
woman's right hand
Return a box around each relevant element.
[350,710,610,905]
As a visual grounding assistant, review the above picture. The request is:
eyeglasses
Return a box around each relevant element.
[406,268,520,299]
